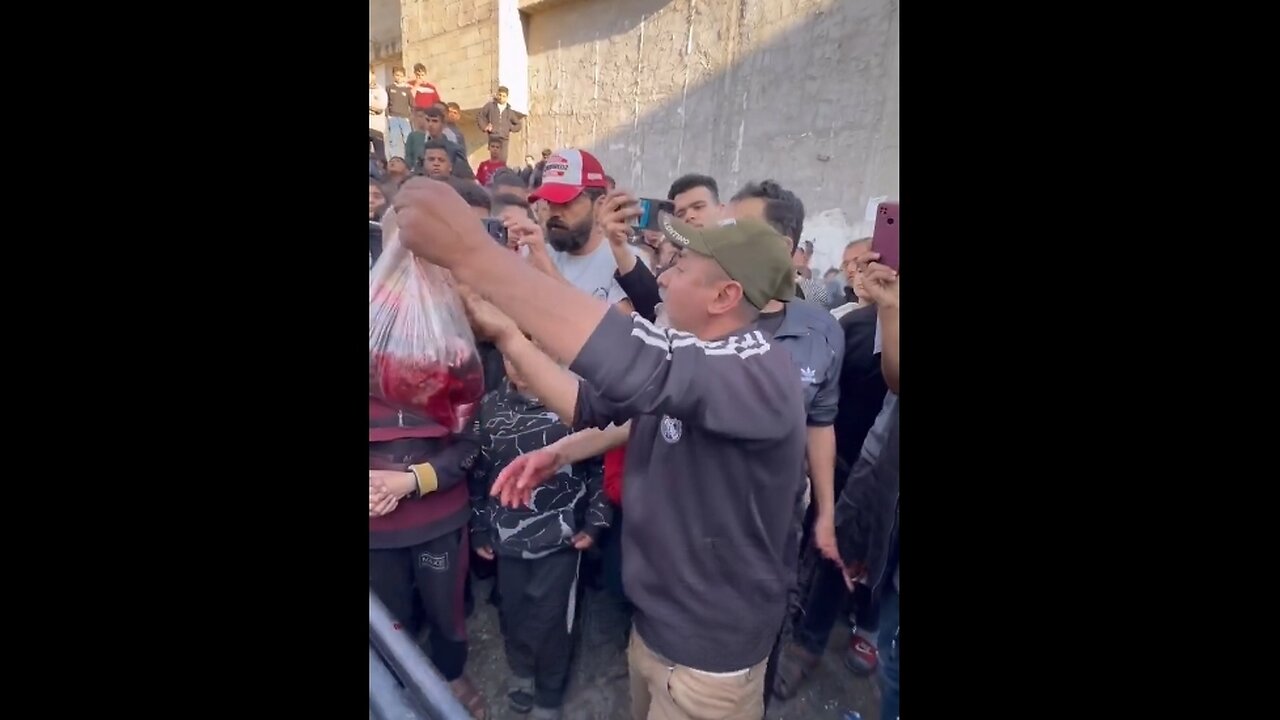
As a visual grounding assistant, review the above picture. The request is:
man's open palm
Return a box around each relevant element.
[491,448,562,508]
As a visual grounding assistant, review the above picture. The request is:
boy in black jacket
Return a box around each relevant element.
[469,354,611,720]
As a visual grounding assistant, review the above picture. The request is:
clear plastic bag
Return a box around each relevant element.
[369,207,484,433]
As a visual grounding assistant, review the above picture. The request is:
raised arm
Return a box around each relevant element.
[461,292,581,422]
[615,261,661,322]
[393,179,800,439]
[860,259,899,394]
[878,305,899,394]
[394,178,611,366]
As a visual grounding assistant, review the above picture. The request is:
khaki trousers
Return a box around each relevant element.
[628,628,767,720]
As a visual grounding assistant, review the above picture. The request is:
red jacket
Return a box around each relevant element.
[604,446,625,507]
[476,159,507,187]
[411,81,441,110]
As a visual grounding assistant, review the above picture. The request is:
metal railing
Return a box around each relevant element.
[369,590,472,720]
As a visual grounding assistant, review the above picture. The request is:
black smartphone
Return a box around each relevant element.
[482,218,508,244]
[631,198,675,230]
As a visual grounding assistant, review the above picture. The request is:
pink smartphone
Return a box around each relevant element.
[872,201,899,271]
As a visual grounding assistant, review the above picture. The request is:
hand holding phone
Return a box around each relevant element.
[631,198,676,231]
[871,201,899,271]
[599,191,643,248]
[482,218,508,244]
[501,208,544,253]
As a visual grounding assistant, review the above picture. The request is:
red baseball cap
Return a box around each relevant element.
[528,149,609,205]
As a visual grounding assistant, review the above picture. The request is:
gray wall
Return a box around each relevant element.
[370,0,403,58]
[520,0,898,262]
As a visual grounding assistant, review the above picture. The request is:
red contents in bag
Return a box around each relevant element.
[370,351,483,433]
[370,229,485,435]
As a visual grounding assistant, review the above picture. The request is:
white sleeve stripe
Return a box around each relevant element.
[629,327,674,351]
[630,319,669,343]
[670,330,770,353]
[631,313,698,343]
[702,343,772,358]
[629,322,772,360]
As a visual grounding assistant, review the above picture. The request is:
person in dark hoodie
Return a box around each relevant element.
[834,253,899,720]
[469,351,611,720]
[772,236,888,699]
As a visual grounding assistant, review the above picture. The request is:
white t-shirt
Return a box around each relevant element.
[550,240,640,306]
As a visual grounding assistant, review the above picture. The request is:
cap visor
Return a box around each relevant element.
[528,183,585,205]
[658,211,714,257]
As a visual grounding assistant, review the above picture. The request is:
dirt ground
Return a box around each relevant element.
[463,577,879,720]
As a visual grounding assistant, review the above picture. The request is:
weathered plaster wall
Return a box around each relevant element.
[400,0,500,112]
[370,0,403,62]
[519,0,899,260]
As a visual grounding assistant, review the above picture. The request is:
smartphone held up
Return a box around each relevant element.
[482,218,508,245]
[631,198,675,231]
[871,201,899,271]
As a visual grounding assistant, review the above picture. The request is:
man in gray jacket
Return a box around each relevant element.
[393,181,806,720]
[477,86,524,141]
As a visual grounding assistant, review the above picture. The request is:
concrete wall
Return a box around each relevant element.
[401,0,500,112]
[518,0,899,265]
[370,0,403,93]
[370,0,403,62]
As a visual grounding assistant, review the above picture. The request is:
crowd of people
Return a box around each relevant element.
[370,64,900,720]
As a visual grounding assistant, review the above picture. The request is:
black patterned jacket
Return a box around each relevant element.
[468,377,612,559]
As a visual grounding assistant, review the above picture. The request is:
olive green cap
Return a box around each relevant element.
[659,213,795,309]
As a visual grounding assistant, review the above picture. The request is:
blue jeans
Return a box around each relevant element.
[878,583,899,720]
[386,116,412,162]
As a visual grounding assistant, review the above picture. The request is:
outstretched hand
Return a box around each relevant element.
[491,447,564,508]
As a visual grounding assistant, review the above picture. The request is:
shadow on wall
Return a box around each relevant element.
[528,0,675,51]
[515,0,898,258]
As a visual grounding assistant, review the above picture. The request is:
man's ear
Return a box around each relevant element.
[709,281,746,317]
[593,193,610,215]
